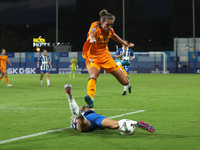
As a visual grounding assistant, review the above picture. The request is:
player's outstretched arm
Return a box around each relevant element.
[112,34,134,48]
[7,59,12,66]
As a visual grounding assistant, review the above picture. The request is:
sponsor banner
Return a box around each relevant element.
[196,69,200,74]
[60,52,68,57]
[6,53,15,58]
[58,68,88,74]
[7,68,36,74]
[33,38,45,43]
[5,67,200,74]
[129,68,170,74]
[50,68,57,74]
[151,69,169,74]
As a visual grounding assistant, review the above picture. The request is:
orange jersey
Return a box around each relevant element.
[0,55,8,68]
[82,21,115,63]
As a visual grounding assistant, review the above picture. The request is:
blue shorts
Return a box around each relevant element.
[85,113,107,131]
[40,70,50,74]
[124,66,131,73]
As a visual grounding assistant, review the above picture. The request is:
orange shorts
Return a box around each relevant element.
[0,67,6,73]
[86,57,120,73]
[119,64,128,77]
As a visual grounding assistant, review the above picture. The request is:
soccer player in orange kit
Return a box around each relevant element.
[0,49,12,87]
[82,9,134,108]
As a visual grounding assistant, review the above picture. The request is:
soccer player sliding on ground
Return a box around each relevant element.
[64,84,155,133]
[0,49,12,87]
[82,9,134,108]
[37,50,52,87]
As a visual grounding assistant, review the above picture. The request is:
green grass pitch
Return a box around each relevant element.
[0,74,199,150]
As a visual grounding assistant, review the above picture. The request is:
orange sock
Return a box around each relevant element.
[5,77,9,84]
[87,78,97,99]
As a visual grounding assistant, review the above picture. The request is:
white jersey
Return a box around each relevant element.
[115,47,134,61]
[38,55,50,71]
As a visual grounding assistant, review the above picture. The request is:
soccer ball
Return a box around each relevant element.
[119,119,136,135]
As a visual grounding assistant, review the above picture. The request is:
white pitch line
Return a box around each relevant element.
[0,110,146,145]
[109,110,146,119]
[0,127,71,145]
[0,107,137,111]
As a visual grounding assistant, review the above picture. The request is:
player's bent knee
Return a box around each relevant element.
[88,77,97,81]
[125,81,129,85]
[89,74,97,79]
[122,79,129,86]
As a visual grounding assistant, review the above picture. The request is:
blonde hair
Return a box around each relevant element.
[80,105,89,111]
[99,9,115,22]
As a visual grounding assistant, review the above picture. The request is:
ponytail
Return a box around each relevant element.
[99,9,115,22]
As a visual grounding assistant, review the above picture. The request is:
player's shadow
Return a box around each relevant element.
[60,128,200,139]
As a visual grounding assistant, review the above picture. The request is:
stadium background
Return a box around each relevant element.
[3,51,200,74]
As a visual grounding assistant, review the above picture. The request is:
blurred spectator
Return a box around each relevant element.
[155,64,159,68]
[183,63,187,68]
[178,63,181,68]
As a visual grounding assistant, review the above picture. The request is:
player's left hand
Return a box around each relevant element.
[50,66,52,71]
[127,43,134,48]
[9,63,12,66]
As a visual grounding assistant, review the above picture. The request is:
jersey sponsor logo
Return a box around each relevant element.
[91,28,96,32]
[97,35,110,45]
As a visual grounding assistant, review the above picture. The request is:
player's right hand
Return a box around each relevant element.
[89,38,97,44]
[37,65,39,68]
[127,43,134,48]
